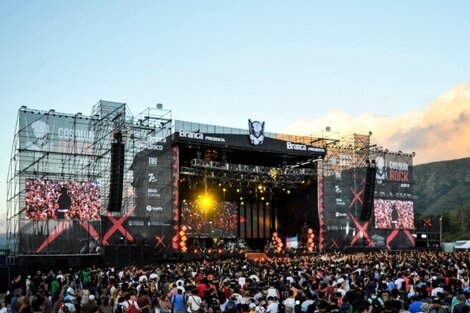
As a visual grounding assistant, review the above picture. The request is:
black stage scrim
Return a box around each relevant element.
[276,178,317,238]
[18,219,101,255]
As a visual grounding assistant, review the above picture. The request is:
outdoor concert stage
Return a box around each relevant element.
[6,101,418,269]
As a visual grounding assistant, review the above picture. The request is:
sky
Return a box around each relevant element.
[1,1,470,224]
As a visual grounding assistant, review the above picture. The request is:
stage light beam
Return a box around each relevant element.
[198,193,215,212]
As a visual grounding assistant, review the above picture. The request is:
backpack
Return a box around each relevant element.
[368,297,383,313]
[126,300,139,313]
[115,304,124,313]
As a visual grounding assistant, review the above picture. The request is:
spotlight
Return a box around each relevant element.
[199,193,215,211]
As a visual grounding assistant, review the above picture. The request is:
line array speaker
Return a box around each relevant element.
[108,140,125,212]
[360,164,376,221]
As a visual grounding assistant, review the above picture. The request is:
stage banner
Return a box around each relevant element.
[129,140,173,221]
[125,140,173,249]
[374,153,413,184]
[18,110,95,168]
[322,168,366,250]
[174,130,326,157]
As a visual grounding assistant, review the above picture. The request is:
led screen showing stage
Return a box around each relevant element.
[181,200,238,238]
[374,199,414,229]
[24,179,101,220]
[285,236,299,250]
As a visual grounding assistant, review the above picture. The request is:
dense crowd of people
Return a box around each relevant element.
[3,250,470,313]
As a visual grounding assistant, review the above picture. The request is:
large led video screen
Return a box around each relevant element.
[24,179,101,220]
[374,199,414,229]
[285,236,299,250]
[181,199,238,238]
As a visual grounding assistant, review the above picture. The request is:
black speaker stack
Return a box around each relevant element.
[108,131,125,212]
[360,161,376,221]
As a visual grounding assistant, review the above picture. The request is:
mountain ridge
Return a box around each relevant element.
[413,156,470,215]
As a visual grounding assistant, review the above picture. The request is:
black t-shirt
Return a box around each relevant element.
[32,295,44,312]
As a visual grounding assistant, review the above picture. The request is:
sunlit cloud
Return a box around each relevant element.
[285,83,470,165]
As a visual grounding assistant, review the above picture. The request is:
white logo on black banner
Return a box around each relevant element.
[149,157,158,166]
[27,120,50,151]
[146,205,163,212]
[248,119,265,146]
[148,173,157,183]
[375,156,386,182]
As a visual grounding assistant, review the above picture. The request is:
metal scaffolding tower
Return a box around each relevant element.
[6,102,173,257]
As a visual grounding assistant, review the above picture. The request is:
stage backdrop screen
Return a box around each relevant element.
[285,236,299,250]
[374,199,414,229]
[24,179,101,220]
[181,200,238,238]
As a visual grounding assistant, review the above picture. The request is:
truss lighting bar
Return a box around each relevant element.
[189,159,316,176]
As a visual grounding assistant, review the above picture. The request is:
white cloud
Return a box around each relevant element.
[285,83,470,165]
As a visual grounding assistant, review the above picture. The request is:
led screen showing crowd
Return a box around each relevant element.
[24,179,101,220]
[374,199,414,229]
[180,199,238,238]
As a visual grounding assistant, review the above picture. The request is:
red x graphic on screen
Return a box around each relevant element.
[386,229,415,250]
[155,235,166,247]
[422,217,432,228]
[36,220,100,253]
[102,207,135,246]
[349,214,374,246]
[386,229,400,250]
[79,221,100,240]
[329,239,339,249]
[349,187,364,208]
[403,230,415,246]
[36,220,71,253]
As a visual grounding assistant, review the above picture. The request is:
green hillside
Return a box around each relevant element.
[413,157,470,240]
[414,157,470,215]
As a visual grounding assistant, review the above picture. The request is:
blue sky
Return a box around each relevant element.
[1,1,470,219]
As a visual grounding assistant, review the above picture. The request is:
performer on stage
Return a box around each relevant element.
[56,187,71,219]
